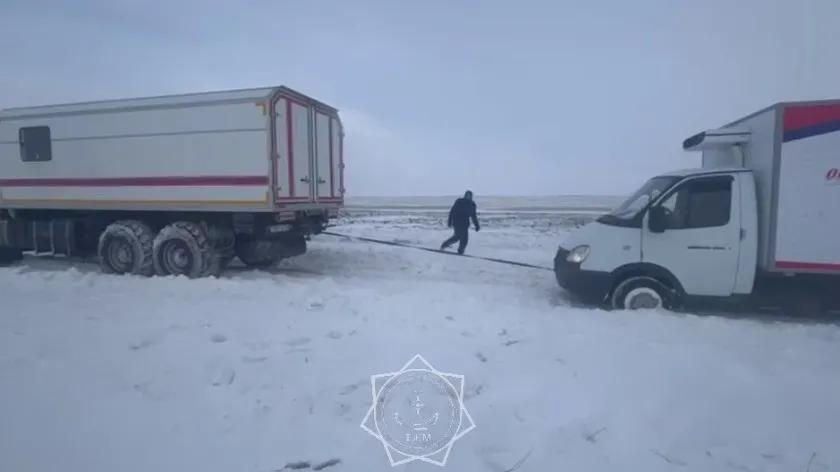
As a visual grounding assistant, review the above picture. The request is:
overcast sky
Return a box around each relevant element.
[1,0,838,196]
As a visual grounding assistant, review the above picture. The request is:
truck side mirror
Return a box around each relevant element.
[648,206,667,233]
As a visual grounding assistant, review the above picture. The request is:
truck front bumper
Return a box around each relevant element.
[554,248,612,304]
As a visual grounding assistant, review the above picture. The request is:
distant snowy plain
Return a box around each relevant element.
[1,197,839,472]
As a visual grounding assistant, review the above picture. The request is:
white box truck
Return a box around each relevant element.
[555,100,840,315]
[0,86,344,277]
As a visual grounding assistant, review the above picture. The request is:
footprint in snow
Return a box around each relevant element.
[325,330,343,340]
[339,381,366,395]
[313,458,341,470]
[208,365,236,386]
[211,334,227,343]
[285,337,311,347]
[245,341,271,351]
[130,339,155,351]
[255,399,272,416]
[283,460,311,470]
[242,356,268,363]
[285,348,311,355]
[464,384,484,400]
[281,458,341,471]
[132,382,162,400]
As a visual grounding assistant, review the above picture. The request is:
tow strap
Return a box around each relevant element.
[322,231,554,271]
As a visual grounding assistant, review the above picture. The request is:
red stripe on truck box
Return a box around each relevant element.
[0,176,269,187]
[776,260,840,271]
[783,104,840,131]
[783,104,840,142]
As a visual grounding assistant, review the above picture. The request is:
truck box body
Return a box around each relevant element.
[689,101,840,274]
[0,86,344,214]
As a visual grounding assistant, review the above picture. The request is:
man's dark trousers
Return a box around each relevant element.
[442,225,469,254]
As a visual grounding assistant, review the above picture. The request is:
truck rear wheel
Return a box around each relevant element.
[97,220,155,276]
[611,276,673,310]
[153,221,213,278]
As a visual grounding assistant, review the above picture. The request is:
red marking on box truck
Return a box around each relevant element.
[784,104,840,131]
[783,104,840,142]
[776,260,840,271]
[0,176,269,187]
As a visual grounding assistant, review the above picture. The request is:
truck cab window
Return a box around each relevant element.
[598,176,679,227]
[19,126,52,162]
[658,176,732,229]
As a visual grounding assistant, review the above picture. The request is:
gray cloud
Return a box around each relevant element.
[2,0,838,196]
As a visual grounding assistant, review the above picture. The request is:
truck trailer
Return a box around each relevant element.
[555,100,840,315]
[0,86,344,277]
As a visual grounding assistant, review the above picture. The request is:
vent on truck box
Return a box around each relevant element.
[683,128,750,151]
[684,127,751,169]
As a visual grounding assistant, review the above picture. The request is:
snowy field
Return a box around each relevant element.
[2,200,840,472]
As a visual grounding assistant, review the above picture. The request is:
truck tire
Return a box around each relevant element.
[97,220,155,276]
[611,276,673,310]
[153,221,213,278]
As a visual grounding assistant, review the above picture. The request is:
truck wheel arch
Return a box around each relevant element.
[609,263,686,300]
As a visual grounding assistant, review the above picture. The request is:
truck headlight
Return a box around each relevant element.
[566,245,590,264]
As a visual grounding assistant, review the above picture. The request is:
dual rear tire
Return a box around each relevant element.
[97,220,155,276]
[98,220,221,278]
[153,221,217,278]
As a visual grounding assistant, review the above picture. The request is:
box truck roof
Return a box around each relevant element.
[0,85,338,119]
[659,167,750,179]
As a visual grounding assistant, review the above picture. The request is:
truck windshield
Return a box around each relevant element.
[598,176,679,225]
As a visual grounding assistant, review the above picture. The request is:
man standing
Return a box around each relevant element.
[440,190,480,255]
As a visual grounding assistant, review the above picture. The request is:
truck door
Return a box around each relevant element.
[642,174,741,296]
[274,98,315,201]
[313,111,334,200]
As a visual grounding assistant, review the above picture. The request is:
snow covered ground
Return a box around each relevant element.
[2,205,840,472]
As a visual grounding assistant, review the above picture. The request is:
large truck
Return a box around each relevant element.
[0,86,344,277]
[555,100,840,315]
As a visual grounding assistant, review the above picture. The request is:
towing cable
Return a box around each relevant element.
[321,231,554,271]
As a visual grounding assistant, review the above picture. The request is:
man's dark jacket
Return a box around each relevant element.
[448,198,479,229]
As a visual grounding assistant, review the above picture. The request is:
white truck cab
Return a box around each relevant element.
[555,168,758,309]
[556,101,840,313]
